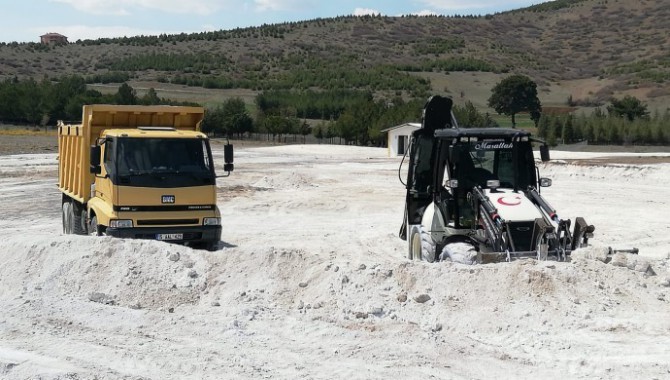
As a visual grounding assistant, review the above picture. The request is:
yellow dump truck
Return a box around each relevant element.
[58,104,233,250]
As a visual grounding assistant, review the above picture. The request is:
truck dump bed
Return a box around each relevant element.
[58,104,205,203]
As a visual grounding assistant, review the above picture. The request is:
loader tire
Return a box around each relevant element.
[409,226,436,262]
[440,242,478,265]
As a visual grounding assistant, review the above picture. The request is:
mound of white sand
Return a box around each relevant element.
[0,145,669,379]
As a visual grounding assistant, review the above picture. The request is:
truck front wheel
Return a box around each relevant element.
[89,215,103,236]
[192,241,219,251]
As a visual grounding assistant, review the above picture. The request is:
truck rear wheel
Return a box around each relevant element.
[72,202,87,235]
[62,201,74,234]
[62,199,87,235]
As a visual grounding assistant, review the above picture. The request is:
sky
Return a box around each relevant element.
[0,0,551,43]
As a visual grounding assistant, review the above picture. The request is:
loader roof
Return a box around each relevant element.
[434,128,532,139]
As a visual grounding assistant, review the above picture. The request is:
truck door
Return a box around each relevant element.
[96,137,115,206]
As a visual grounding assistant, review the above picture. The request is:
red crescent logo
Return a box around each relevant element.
[497,196,522,206]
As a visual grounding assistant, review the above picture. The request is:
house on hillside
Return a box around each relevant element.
[381,122,420,157]
[40,33,68,44]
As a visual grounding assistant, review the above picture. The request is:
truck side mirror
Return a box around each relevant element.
[223,144,234,173]
[224,144,234,164]
[90,145,101,174]
[540,145,550,162]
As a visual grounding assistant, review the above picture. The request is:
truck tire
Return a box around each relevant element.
[409,226,435,262]
[62,201,74,234]
[89,215,102,236]
[205,241,219,252]
[72,202,87,235]
[192,241,219,251]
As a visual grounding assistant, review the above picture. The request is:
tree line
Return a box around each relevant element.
[0,76,196,125]
[537,109,669,146]
[2,75,667,147]
[536,94,669,145]
[105,52,433,95]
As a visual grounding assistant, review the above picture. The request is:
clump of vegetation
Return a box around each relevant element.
[397,57,502,73]
[413,37,466,55]
[0,75,196,125]
[537,95,668,146]
[488,74,542,127]
[511,0,587,13]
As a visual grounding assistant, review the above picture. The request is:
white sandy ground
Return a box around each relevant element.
[0,144,669,379]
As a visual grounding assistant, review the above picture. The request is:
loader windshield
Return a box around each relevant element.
[112,137,215,187]
[454,140,536,190]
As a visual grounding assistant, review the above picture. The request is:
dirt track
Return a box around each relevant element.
[0,134,289,156]
[0,135,58,156]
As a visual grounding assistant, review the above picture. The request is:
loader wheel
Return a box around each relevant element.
[62,201,74,234]
[409,226,435,262]
[441,242,477,265]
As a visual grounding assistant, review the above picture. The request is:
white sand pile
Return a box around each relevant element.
[252,171,316,190]
[0,235,208,310]
[0,145,669,379]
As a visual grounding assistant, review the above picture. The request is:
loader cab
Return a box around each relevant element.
[436,133,538,229]
[442,137,538,192]
[402,126,540,235]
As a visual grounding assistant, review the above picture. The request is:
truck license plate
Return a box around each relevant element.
[157,233,183,241]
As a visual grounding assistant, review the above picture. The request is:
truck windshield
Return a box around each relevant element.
[114,137,214,187]
[454,140,536,190]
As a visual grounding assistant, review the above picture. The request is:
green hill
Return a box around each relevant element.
[1,0,669,111]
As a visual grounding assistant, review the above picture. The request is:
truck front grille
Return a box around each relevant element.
[137,219,199,226]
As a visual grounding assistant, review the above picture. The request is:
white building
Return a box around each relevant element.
[381,122,421,157]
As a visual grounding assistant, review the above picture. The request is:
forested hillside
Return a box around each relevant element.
[1,0,669,145]
[2,0,669,102]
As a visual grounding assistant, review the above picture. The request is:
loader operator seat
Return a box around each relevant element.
[458,150,497,189]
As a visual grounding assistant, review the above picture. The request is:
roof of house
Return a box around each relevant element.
[40,33,67,38]
[380,122,421,133]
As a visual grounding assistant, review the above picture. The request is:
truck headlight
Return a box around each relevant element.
[109,219,133,228]
[203,217,220,226]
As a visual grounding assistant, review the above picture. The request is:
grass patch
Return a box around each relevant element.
[0,127,57,136]
[490,113,537,132]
